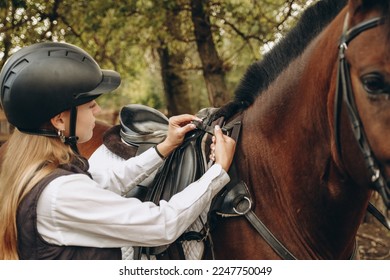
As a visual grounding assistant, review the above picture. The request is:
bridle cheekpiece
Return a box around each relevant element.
[334,14,390,207]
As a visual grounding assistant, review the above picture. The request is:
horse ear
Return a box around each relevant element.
[347,0,363,15]
[348,0,385,16]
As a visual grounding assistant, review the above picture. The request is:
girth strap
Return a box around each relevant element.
[244,209,296,260]
[213,176,363,259]
[211,162,298,259]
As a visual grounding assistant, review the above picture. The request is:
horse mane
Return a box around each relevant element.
[215,0,347,120]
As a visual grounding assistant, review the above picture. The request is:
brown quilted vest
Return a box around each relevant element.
[16,158,122,260]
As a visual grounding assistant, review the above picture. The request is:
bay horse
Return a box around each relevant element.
[207,0,390,259]
[78,0,389,259]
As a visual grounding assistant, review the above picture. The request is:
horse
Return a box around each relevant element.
[206,0,390,259]
[78,0,390,259]
[79,120,111,158]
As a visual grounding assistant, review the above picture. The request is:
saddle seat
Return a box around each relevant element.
[119,104,169,146]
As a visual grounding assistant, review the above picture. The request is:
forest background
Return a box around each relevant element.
[0,0,389,259]
[0,0,311,123]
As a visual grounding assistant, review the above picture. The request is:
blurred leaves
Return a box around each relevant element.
[0,0,312,115]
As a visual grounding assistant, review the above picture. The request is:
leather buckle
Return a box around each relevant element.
[233,196,252,215]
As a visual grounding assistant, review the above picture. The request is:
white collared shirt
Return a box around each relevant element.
[36,146,229,248]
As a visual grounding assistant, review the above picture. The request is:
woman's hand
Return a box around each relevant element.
[156,114,201,158]
[210,125,236,172]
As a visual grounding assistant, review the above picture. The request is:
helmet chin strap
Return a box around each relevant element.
[18,106,80,154]
[64,106,80,154]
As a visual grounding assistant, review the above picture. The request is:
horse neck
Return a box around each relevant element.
[237,8,370,259]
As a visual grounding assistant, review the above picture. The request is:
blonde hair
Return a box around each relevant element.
[0,130,76,259]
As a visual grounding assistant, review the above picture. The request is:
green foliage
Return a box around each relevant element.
[0,0,316,115]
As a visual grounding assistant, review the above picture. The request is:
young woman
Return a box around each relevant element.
[0,42,236,260]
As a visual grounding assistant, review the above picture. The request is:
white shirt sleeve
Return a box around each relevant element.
[36,161,230,248]
[88,145,164,195]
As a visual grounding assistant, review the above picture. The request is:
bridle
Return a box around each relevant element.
[334,14,390,208]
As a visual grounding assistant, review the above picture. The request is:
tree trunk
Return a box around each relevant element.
[158,44,193,116]
[190,0,230,107]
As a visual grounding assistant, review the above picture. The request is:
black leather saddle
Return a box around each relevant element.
[102,105,216,259]
[102,104,246,259]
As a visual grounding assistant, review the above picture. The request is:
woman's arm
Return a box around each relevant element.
[88,145,164,195]
[37,164,229,247]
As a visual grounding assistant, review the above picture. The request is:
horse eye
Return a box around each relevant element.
[361,73,387,94]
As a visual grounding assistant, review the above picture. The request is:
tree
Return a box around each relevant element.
[158,42,193,116]
[191,0,229,107]
[0,0,313,116]
[157,1,193,116]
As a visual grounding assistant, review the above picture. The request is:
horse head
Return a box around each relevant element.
[334,0,390,209]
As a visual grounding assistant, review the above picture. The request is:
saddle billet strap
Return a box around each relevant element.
[195,113,243,138]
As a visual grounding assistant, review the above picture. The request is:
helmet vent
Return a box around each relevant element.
[2,59,29,89]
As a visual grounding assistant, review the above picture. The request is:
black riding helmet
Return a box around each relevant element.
[0,42,120,151]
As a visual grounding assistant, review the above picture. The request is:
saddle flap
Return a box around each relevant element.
[146,131,207,203]
[212,180,252,217]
